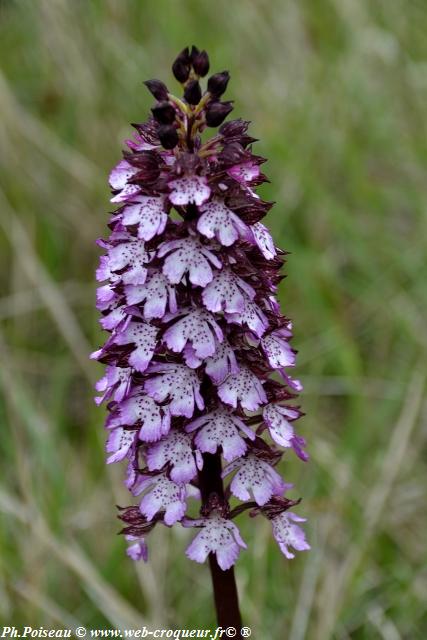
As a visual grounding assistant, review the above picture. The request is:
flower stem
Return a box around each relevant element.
[199,452,243,633]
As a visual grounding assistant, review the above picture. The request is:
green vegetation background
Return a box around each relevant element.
[0,1,426,637]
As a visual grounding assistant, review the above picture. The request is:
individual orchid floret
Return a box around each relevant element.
[108,392,170,442]
[250,222,277,260]
[125,535,148,562]
[125,271,177,320]
[133,474,188,526]
[112,320,157,372]
[168,175,211,206]
[261,327,296,369]
[144,363,204,418]
[183,515,247,571]
[222,454,288,506]
[146,429,203,483]
[94,365,132,405]
[218,366,267,411]
[106,427,138,464]
[121,196,168,240]
[163,308,223,359]
[197,198,250,246]
[158,236,221,287]
[204,340,239,384]
[109,159,140,202]
[271,511,310,559]
[202,269,255,314]
[101,237,151,286]
[227,162,260,184]
[225,296,269,338]
[186,407,255,462]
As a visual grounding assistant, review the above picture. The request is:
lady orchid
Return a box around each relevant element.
[93,45,309,626]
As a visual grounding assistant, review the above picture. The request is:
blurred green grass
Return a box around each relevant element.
[0,0,426,636]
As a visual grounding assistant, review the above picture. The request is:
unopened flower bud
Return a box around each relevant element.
[144,79,169,101]
[157,124,179,149]
[218,142,245,164]
[192,48,210,77]
[172,47,191,83]
[207,71,230,97]
[184,80,202,105]
[151,101,176,125]
[205,100,234,127]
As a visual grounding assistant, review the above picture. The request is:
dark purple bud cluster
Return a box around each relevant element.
[92,47,310,570]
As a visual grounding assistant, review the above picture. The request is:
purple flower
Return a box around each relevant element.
[225,297,269,338]
[146,429,203,483]
[134,474,188,526]
[125,535,148,562]
[109,392,170,442]
[112,320,157,372]
[271,512,310,559]
[168,175,210,206]
[99,237,151,286]
[250,222,276,260]
[204,340,239,383]
[125,272,177,320]
[158,236,221,287]
[197,198,249,246]
[106,427,137,464]
[183,516,247,570]
[163,308,223,359]
[121,196,168,240]
[144,363,204,418]
[109,160,140,202]
[202,269,255,314]
[222,455,287,506]
[261,328,296,369]
[186,408,254,462]
[227,162,260,184]
[93,47,309,570]
[95,365,132,405]
[218,367,267,411]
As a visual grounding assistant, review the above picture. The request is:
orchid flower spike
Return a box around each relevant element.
[92,46,310,572]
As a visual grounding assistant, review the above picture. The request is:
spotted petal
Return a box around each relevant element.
[121,196,168,241]
[163,308,223,359]
[250,222,277,260]
[227,162,260,184]
[147,430,202,483]
[197,199,249,246]
[135,475,187,526]
[125,272,177,320]
[107,239,151,286]
[204,340,239,384]
[183,516,246,570]
[108,393,170,442]
[225,297,269,338]
[186,407,254,461]
[158,237,221,287]
[271,512,310,559]
[223,455,287,506]
[202,269,255,314]
[261,330,295,369]
[218,367,267,411]
[109,160,140,203]
[106,427,137,464]
[144,363,204,418]
[113,321,157,372]
[168,175,210,206]
[95,366,132,405]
